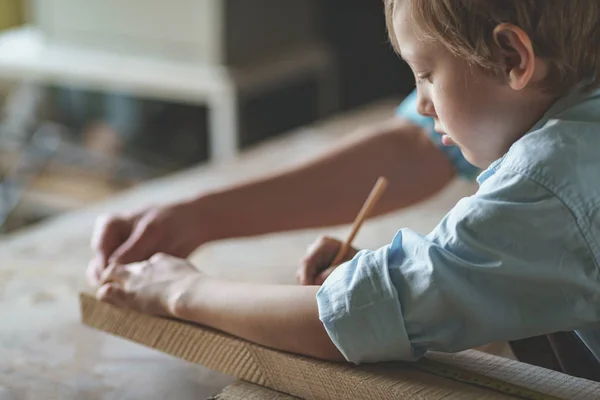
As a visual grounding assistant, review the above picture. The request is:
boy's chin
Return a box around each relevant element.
[463,151,489,170]
[441,134,456,146]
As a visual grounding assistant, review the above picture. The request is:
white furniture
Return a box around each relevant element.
[0,27,338,161]
[28,0,320,66]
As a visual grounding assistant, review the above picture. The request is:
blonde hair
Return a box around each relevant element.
[384,0,600,94]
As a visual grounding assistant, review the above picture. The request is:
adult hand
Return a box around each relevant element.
[87,200,206,286]
[96,253,203,317]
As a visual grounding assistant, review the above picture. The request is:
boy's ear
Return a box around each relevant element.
[492,23,536,90]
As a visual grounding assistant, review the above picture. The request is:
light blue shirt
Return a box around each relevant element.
[317,88,600,364]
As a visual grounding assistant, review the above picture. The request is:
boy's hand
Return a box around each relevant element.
[296,236,359,286]
[97,253,203,317]
[87,200,205,287]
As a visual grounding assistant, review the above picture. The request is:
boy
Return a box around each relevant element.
[93,0,600,379]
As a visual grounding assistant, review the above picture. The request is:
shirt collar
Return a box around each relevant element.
[477,88,600,185]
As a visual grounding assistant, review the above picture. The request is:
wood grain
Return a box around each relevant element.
[80,293,600,400]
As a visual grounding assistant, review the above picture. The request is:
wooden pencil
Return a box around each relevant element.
[330,176,389,266]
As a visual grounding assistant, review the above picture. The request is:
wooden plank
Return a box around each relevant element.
[210,381,300,400]
[79,293,600,400]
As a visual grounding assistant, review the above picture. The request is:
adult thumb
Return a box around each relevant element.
[109,221,156,265]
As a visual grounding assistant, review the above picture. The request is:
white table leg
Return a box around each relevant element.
[207,81,238,162]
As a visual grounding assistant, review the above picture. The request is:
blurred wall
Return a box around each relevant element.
[323,0,414,110]
[0,0,24,31]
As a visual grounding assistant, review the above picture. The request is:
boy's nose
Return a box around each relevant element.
[416,92,436,118]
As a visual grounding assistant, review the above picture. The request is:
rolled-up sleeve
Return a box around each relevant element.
[317,170,600,364]
[316,247,414,363]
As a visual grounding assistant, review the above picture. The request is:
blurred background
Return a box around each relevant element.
[0,0,413,234]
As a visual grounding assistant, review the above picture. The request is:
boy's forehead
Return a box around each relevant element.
[392,2,423,44]
[392,6,431,61]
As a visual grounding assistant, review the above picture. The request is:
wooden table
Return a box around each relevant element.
[0,99,479,399]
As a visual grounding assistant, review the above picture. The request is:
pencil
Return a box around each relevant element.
[330,176,389,266]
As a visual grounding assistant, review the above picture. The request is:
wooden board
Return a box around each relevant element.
[211,381,300,400]
[79,293,600,400]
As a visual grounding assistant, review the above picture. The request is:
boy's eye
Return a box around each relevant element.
[416,73,432,84]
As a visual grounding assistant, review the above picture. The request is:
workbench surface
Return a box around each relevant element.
[0,99,479,399]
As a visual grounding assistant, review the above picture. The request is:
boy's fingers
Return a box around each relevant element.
[96,283,127,307]
[296,254,315,285]
[297,261,319,285]
[297,236,342,285]
[315,266,337,285]
[312,247,359,285]
[89,215,135,289]
[307,236,341,264]
[99,263,130,285]
[86,254,106,287]
[296,244,321,285]
[295,270,307,285]
[297,251,319,285]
